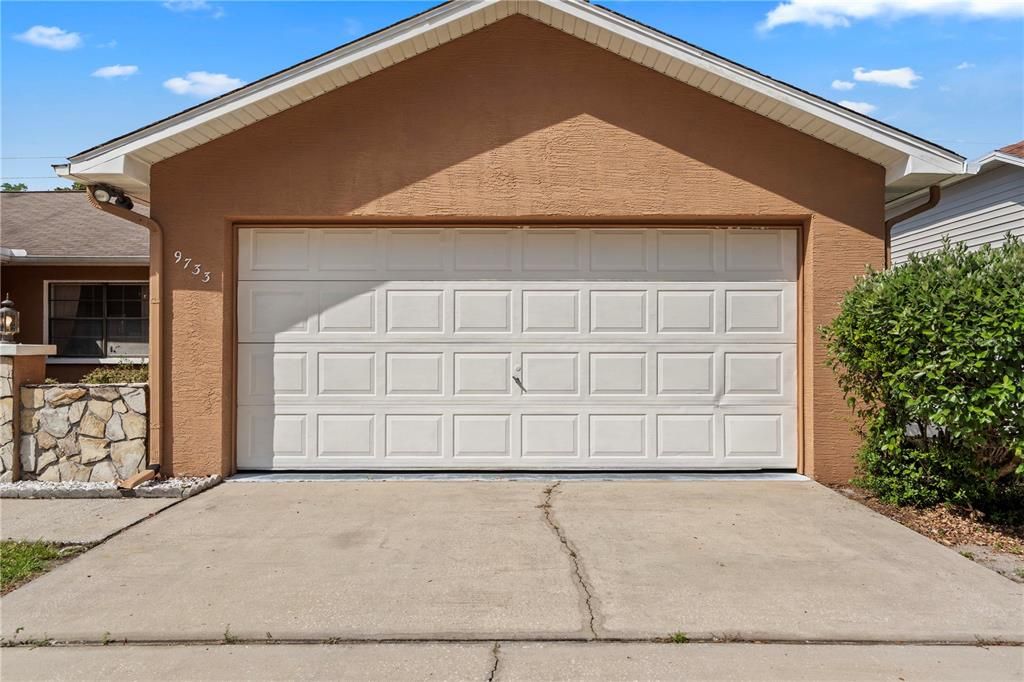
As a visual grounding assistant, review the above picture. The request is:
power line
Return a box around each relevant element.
[0,156,67,160]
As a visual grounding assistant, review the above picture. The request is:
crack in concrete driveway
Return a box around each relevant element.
[539,481,598,639]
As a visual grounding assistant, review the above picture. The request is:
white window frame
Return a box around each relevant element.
[43,279,150,365]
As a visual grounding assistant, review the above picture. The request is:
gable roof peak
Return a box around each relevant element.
[58,0,964,203]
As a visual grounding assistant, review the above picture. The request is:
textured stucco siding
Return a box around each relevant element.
[891,164,1024,264]
[150,15,884,482]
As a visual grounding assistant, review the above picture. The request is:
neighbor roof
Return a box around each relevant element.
[0,192,149,264]
[996,140,1024,160]
[972,140,1024,174]
[56,0,966,203]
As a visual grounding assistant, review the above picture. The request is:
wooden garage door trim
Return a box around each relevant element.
[227,219,807,473]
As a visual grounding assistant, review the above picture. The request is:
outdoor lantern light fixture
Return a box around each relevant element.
[91,187,111,203]
[0,296,20,342]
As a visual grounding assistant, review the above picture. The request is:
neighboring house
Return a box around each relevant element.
[888,141,1024,264]
[54,1,966,483]
[0,191,150,382]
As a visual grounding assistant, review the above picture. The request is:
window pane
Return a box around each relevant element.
[107,317,147,357]
[107,340,149,357]
[124,300,144,318]
[48,282,149,359]
[51,301,101,318]
[54,337,104,357]
[51,318,103,338]
[51,315,104,357]
[106,318,147,341]
[50,285,104,317]
[51,284,103,302]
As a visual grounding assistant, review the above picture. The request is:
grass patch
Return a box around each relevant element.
[669,632,689,643]
[1,541,84,594]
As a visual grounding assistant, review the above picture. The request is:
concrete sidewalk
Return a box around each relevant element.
[3,642,1022,681]
[1,498,177,544]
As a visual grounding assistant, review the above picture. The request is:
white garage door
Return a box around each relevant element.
[237,227,797,470]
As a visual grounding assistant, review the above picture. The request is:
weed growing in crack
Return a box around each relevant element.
[670,632,689,643]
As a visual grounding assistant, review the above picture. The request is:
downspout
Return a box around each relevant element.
[84,189,163,473]
[884,185,941,268]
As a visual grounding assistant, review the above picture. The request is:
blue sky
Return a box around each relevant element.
[2,1,1022,190]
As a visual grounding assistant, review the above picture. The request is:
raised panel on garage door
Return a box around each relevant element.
[237,227,798,470]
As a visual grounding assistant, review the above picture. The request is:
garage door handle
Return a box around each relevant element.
[513,368,526,393]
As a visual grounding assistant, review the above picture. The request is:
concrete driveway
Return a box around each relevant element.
[2,480,1022,679]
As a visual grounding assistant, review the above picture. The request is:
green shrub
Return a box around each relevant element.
[822,237,1023,516]
[80,361,148,384]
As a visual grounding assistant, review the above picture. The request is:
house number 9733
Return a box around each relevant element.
[174,251,212,283]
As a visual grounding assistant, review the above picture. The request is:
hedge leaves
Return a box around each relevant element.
[822,237,1023,514]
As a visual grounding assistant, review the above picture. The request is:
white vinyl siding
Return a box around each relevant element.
[236,227,798,471]
[891,164,1024,264]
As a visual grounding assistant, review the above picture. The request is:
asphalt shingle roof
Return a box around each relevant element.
[0,191,148,260]
[997,140,1024,159]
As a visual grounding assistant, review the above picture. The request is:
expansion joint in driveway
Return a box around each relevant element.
[540,482,598,639]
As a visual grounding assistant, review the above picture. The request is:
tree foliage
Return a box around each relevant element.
[822,237,1023,515]
[52,182,86,192]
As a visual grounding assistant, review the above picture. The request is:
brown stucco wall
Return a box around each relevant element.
[0,264,150,382]
[150,15,883,482]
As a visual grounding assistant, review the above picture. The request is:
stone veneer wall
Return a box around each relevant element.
[19,384,148,482]
[0,358,14,482]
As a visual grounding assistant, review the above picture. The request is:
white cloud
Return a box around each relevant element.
[163,71,243,97]
[341,17,363,37]
[760,0,1024,31]
[853,66,922,89]
[831,79,855,91]
[15,25,83,51]
[97,40,118,49]
[838,100,878,115]
[955,61,976,69]
[164,0,224,18]
[164,0,208,10]
[92,64,139,78]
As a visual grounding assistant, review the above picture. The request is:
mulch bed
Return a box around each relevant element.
[834,485,1024,555]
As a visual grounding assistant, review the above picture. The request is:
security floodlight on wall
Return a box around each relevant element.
[90,185,133,210]
[0,296,20,342]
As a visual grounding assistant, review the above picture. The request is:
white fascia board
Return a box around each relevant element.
[66,0,494,169]
[58,154,151,196]
[884,156,968,187]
